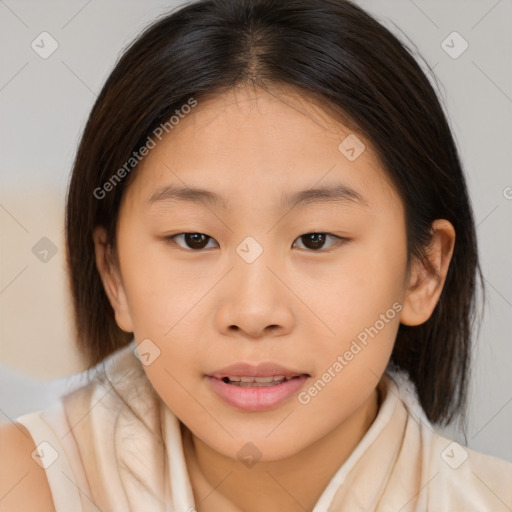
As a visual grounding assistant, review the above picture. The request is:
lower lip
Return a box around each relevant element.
[206,375,309,412]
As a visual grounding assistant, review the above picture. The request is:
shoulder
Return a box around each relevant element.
[384,370,512,510]
[0,421,55,512]
[0,341,157,512]
[426,433,512,510]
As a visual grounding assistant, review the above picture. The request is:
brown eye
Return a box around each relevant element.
[293,233,346,251]
[168,233,218,250]
[166,232,347,252]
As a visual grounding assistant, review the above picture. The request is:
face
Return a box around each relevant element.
[95,85,435,462]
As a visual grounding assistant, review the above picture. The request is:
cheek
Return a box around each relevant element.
[118,233,211,336]
[296,231,406,387]
[118,232,213,404]
[309,234,407,338]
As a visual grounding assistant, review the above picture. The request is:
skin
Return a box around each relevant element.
[94,84,455,512]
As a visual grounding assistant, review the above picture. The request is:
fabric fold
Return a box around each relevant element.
[14,339,512,511]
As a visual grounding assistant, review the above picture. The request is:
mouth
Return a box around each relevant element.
[219,375,307,387]
[205,362,310,411]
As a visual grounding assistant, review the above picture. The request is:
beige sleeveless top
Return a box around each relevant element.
[14,339,512,511]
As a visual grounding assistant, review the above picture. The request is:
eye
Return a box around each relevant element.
[165,232,348,252]
[167,233,218,250]
[292,233,347,251]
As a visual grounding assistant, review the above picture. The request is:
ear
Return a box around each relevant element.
[400,219,456,326]
[92,226,134,333]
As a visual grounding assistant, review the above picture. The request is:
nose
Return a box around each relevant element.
[214,245,295,340]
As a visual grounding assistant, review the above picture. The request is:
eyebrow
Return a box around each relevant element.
[148,182,369,210]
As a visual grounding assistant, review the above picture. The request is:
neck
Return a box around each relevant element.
[181,386,381,512]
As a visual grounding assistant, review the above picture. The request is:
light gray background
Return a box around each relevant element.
[1,0,511,463]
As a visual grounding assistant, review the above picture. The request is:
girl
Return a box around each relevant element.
[2,0,511,510]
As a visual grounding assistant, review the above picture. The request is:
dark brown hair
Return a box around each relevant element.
[66,0,484,427]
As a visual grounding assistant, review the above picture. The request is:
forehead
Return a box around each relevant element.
[122,85,399,214]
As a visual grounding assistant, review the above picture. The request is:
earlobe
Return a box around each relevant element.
[400,219,456,326]
[92,226,134,333]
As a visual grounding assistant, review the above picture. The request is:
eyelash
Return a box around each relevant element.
[165,232,349,252]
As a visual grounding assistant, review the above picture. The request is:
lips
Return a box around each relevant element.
[208,362,309,380]
[205,362,310,411]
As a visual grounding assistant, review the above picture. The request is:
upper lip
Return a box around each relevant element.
[208,362,309,379]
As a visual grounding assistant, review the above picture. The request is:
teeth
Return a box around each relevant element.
[231,375,287,383]
[223,375,294,386]
[257,376,278,383]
